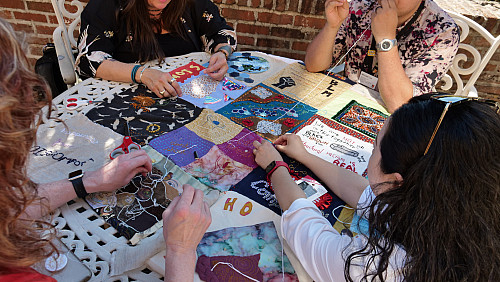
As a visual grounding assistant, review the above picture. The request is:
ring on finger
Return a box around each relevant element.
[168,78,176,84]
[159,90,166,95]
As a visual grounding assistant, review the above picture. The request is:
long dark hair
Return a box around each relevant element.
[345,94,500,281]
[120,0,190,62]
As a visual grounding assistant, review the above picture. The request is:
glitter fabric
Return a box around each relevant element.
[217,128,263,169]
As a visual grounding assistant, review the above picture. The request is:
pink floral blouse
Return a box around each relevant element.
[332,0,460,96]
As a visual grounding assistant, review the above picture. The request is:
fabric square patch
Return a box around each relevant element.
[168,61,205,83]
[196,254,263,282]
[261,62,354,109]
[217,128,263,169]
[230,154,347,227]
[294,115,374,177]
[332,100,388,138]
[148,126,215,167]
[181,146,253,191]
[185,109,243,144]
[85,86,202,145]
[216,84,317,142]
[180,75,219,98]
[197,221,299,281]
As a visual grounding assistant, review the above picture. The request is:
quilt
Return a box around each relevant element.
[332,100,388,138]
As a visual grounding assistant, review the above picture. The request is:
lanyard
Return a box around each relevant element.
[361,0,426,75]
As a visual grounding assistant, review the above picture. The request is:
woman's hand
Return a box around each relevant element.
[252,140,284,170]
[205,51,228,81]
[162,184,211,254]
[371,0,398,42]
[325,0,349,29]
[140,68,183,98]
[274,133,310,162]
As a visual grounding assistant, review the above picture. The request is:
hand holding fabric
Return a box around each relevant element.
[84,149,153,193]
[252,140,284,170]
[204,51,228,81]
[371,0,398,42]
[325,0,349,29]
[272,133,310,162]
[141,68,183,98]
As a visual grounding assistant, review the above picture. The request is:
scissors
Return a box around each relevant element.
[110,121,141,160]
[65,97,104,110]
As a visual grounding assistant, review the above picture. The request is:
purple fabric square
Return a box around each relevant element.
[217,128,263,168]
[149,126,215,167]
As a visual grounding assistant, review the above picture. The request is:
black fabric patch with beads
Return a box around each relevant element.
[86,86,203,145]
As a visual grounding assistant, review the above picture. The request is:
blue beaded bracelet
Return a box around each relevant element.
[131,64,141,84]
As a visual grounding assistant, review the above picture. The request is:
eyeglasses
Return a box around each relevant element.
[424,94,499,156]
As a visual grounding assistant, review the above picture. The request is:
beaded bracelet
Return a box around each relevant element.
[131,64,141,84]
[139,66,148,83]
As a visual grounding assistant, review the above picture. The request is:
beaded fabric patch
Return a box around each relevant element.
[180,75,219,98]
[85,167,174,241]
[217,84,316,142]
[197,221,299,281]
[181,146,253,191]
[86,86,202,145]
[148,126,215,167]
[217,128,263,169]
[332,100,388,138]
[185,109,243,144]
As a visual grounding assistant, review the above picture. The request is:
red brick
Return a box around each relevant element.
[48,15,59,25]
[476,85,500,96]
[28,35,51,45]
[263,0,273,10]
[12,23,34,33]
[213,0,222,3]
[26,1,54,12]
[294,15,325,29]
[274,50,304,60]
[226,0,237,4]
[276,0,286,11]
[292,41,309,52]
[237,35,256,45]
[289,0,300,12]
[0,0,25,9]
[256,37,290,49]
[484,63,498,72]
[300,0,315,14]
[237,23,270,35]
[258,12,293,25]
[270,26,305,39]
[29,45,44,57]
[0,10,12,19]
[237,0,247,6]
[221,8,255,21]
[13,11,48,23]
[251,0,260,8]
[36,25,57,36]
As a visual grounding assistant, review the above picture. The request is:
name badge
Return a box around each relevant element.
[358,71,378,90]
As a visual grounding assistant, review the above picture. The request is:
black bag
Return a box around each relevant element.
[35,43,68,97]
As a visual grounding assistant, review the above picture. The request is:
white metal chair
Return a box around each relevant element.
[51,0,84,86]
[438,11,500,97]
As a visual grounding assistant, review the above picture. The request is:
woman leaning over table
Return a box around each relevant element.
[253,94,500,281]
[0,17,154,280]
[76,0,237,98]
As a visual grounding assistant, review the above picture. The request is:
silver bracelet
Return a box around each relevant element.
[139,66,148,83]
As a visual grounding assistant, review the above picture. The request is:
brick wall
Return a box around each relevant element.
[0,0,499,100]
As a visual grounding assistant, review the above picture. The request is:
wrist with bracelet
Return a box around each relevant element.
[215,45,232,60]
[265,161,291,191]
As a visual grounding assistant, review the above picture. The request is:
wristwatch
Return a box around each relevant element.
[376,38,397,52]
[68,169,88,198]
[216,45,232,60]
[265,160,290,183]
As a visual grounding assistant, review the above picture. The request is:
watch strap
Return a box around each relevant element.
[215,45,232,59]
[69,171,88,198]
[265,161,290,184]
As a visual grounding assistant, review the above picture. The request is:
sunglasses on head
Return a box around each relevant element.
[423,94,499,156]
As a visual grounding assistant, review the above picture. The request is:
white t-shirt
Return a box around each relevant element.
[281,186,406,282]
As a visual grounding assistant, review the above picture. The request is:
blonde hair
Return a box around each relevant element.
[0,17,55,271]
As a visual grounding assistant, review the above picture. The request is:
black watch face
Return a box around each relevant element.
[382,41,391,50]
[265,161,276,174]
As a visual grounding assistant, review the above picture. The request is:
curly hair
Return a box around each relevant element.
[345,94,500,281]
[0,17,55,271]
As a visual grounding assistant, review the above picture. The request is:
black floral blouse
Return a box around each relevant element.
[75,0,237,78]
[332,0,460,96]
